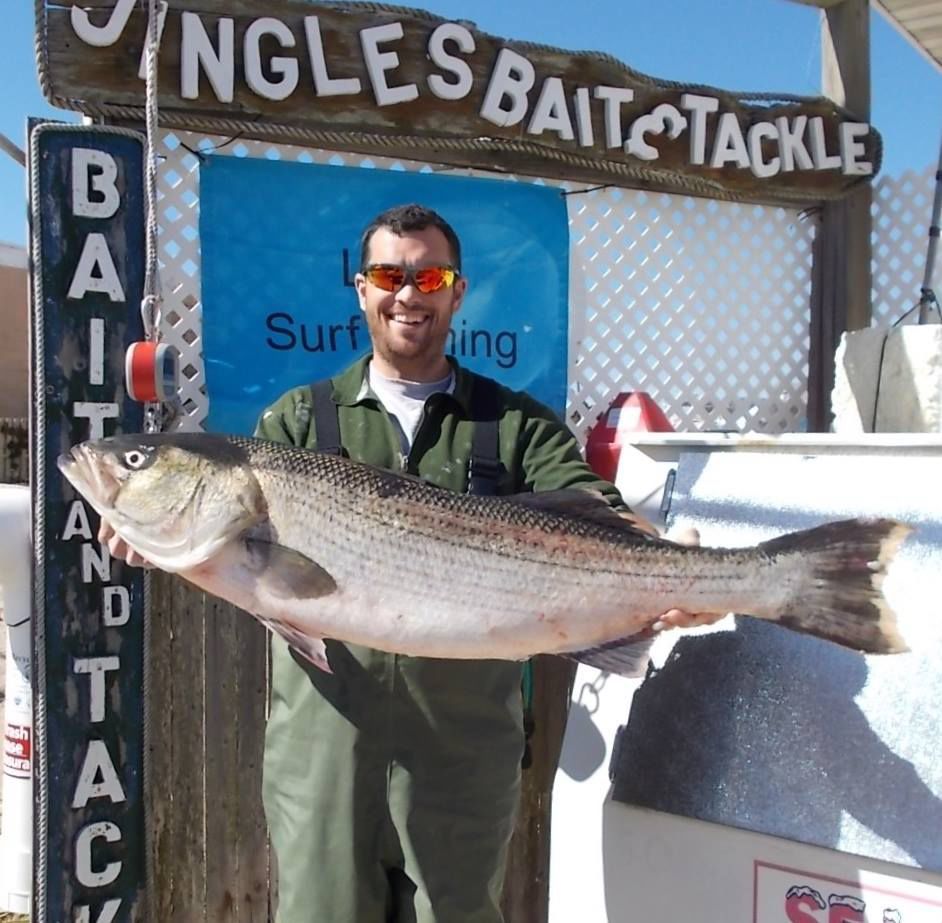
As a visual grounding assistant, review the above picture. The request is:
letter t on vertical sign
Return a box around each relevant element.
[28,124,147,922]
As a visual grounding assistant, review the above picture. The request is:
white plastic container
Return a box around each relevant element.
[1,483,32,914]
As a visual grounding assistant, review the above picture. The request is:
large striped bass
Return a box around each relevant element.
[58,433,911,673]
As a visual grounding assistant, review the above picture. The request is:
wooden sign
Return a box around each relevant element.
[38,1,879,206]
[29,123,147,923]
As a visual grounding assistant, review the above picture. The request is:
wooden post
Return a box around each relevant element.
[808,0,872,430]
[501,656,576,923]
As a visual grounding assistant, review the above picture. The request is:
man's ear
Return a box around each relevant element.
[451,275,468,315]
[354,273,367,309]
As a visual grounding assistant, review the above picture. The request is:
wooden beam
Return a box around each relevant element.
[784,0,847,8]
[808,0,872,430]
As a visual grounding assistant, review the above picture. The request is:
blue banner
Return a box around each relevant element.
[200,157,570,434]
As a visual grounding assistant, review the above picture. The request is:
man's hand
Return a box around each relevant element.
[651,524,730,632]
[97,519,154,569]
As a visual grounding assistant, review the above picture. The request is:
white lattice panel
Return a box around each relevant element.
[872,164,939,328]
[154,129,816,438]
[567,190,815,436]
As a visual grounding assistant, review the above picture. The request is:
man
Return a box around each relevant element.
[103,203,709,922]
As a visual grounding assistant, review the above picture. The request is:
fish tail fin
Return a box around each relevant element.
[760,517,912,654]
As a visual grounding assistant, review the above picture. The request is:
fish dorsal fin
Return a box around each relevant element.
[511,489,659,539]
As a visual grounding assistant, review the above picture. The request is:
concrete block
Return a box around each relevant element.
[832,325,942,433]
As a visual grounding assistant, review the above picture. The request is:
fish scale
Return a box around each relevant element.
[58,432,912,673]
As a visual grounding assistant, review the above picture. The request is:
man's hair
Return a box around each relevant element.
[359,203,462,271]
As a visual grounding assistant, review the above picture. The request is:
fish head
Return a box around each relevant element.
[58,433,267,571]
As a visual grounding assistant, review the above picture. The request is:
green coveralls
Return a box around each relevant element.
[256,355,623,923]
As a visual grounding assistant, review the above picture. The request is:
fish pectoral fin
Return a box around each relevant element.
[564,633,655,677]
[510,490,659,539]
[244,539,338,600]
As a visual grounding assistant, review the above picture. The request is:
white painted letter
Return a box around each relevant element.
[73,403,119,442]
[74,899,122,923]
[72,739,126,808]
[625,104,686,161]
[528,77,575,140]
[747,122,781,178]
[574,88,594,147]
[709,112,750,169]
[427,23,475,101]
[303,16,362,97]
[777,115,813,172]
[62,501,93,541]
[74,656,121,723]
[594,86,635,149]
[809,117,842,170]
[75,822,122,888]
[681,93,720,165]
[81,542,112,584]
[103,586,131,627]
[480,48,535,127]
[67,234,125,302]
[90,317,105,385]
[70,0,134,47]
[72,150,120,220]
[181,12,234,103]
[244,17,298,101]
[360,23,418,106]
[840,122,872,175]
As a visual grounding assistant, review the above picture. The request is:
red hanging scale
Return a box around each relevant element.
[125,339,177,404]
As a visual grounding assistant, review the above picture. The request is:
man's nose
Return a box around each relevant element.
[395,283,422,304]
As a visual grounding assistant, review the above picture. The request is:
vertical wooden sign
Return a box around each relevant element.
[29,123,147,922]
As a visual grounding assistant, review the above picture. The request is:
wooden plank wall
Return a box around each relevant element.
[147,577,271,922]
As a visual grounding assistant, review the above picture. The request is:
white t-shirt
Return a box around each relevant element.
[368,363,455,454]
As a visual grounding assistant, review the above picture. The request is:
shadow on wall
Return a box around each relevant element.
[605,618,942,873]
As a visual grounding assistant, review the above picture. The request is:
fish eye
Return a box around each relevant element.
[123,449,150,470]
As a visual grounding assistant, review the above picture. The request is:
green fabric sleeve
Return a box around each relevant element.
[253,388,311,447]
[513,392,628,511]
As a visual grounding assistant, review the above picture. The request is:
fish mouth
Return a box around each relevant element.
[58,444,122,512]
[58,438,260,573]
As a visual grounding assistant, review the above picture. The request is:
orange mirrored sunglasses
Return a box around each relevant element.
[362,264,458,295]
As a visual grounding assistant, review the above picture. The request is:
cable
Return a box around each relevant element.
[870,293,941,430]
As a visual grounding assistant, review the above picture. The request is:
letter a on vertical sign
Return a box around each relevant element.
[29,124,146,921]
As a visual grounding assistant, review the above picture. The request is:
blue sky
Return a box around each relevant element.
[2,1,940,247]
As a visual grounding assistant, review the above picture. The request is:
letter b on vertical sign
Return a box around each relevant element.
[29,124,146,922]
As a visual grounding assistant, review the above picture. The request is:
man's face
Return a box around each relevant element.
[355,225,466,381]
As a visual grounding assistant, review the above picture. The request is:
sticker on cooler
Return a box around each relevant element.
[755,861,942,923]
[3,723,31,777]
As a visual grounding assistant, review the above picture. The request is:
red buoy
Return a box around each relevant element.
[585,392,674,482]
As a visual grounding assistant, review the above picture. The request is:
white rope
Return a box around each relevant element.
[141,0,161,356]
[141,5,159,922]
[29,120,50,923]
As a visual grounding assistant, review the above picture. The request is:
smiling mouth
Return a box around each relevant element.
[389,313,430,327]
